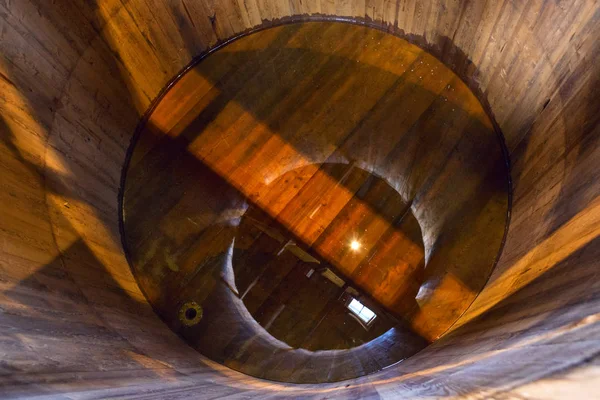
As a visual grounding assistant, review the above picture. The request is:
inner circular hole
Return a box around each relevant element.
[185,308,197,320]
[231,163,425,352]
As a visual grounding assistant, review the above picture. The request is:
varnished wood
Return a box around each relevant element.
[122,22,508,383]
[0,0,598,398]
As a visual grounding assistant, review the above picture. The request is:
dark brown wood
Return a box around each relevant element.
[121,22,508,383]
[0,0,598,398]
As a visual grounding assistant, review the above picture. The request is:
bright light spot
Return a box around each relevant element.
[350,240,361,251]
[347,298,376,324]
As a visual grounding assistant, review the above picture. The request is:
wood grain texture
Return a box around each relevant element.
[121,22,507,383]
[0,0,598,398]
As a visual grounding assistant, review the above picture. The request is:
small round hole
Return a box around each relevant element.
[179,301,202,326]
[185,308,197,320]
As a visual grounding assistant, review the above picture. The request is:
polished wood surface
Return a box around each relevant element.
[1,0,598,397]
[232,167,417,351]
[122,22,508,382]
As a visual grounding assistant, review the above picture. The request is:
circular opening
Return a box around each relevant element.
[121,21,509,383]
[185,308,197,320]
[231,163,425,352]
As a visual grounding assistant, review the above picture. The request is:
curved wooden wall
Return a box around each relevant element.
[0,0,598,398]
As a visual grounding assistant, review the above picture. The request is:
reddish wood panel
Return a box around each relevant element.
[122,22,508,383]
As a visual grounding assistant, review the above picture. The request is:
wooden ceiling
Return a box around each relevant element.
[122,21,509,382]
[232,164,423,351]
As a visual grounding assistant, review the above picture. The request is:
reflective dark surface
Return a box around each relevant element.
[232,164,424,351]
[121,22,509,382]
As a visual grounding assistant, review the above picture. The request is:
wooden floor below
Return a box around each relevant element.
[122,22,509,383]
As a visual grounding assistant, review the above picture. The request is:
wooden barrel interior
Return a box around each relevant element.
[1,2,598,398]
